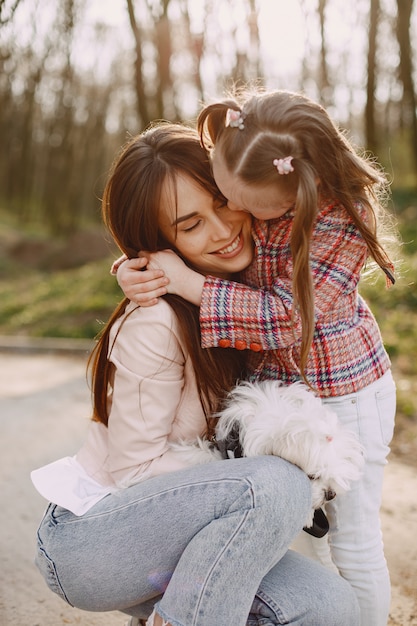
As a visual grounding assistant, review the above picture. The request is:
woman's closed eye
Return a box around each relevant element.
[182,219,203,233]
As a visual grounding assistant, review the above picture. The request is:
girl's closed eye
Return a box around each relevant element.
[214,196,228,212]
[215,204,229,216]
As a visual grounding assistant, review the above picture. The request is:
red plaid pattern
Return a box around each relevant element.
[200,201,390,397]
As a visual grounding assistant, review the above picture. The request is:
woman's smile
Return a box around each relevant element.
[213,232,243,257]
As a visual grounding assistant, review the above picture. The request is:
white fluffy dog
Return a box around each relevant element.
[169,380,364,528]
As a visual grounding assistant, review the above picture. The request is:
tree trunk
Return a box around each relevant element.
[318,0,331,106]
[154,0,176,120]
[365,0,379,153]
[396,0,417,170]
[179,0,205,105]
[126,0,150,126]
[247,0,262,81]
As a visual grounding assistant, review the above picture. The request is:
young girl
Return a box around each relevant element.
[117,91,399,626]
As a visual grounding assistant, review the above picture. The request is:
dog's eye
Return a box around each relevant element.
[307,474,320,480]
[325,489,336,501]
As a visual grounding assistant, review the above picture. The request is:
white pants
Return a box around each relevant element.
[292,370,396,626]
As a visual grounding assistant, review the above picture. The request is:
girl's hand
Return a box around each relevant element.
[141,250,205,306]
[117,256,169,307]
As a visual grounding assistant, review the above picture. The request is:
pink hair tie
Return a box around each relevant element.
[225,108,245,130]
[273,156,294,175]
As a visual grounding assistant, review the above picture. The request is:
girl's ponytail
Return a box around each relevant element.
[198,100,241,149]
[291,160,319,385]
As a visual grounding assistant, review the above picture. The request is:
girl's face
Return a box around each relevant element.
[159,174,253,278]
[212,153,296,221]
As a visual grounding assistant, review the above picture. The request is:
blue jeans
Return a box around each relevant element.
[35,456,359,625]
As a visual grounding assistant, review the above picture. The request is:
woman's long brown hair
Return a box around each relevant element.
[89,123,246,435]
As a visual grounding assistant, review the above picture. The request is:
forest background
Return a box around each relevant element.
[0,0,416,463]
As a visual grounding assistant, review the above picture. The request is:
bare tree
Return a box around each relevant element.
[318,0,331,106]
[228,0,262,85]
[148,0,179,120]
[247,0,262,81]
[155,1,173,117]
[3,0,417,239]
[0,8,55,222]
[179,0,205,105]
[396,0,417,169]
[127,0,181,123]
[365,0,379,153]
[41,0,79,234]
[126,0,150,126]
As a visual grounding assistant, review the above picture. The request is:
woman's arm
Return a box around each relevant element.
[104,301,207,488]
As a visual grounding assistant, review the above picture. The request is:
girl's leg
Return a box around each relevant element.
[36,456,311,625]
[323,370,396,626]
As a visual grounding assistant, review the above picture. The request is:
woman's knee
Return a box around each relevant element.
[246,456,311,521]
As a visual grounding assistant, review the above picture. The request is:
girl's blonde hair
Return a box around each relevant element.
[198,89,397,383]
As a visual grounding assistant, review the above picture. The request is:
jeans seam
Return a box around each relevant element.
[254,589,286,624]
[192,478,257,624]
[51,476,256,525]
[193,509,252,624]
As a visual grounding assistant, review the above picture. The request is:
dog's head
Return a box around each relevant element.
[265,401,365,511]
[216,380,365,525]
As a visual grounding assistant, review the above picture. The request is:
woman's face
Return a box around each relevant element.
[159,174,253,278]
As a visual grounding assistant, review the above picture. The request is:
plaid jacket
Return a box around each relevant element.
[200,201,390,397]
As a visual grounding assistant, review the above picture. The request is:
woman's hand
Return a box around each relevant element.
[110,254,129,276]
[116,256,169,307]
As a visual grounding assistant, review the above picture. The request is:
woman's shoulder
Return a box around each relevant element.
[123,298,178,324]
[110,298,184,362]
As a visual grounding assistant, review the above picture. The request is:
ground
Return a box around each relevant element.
[0,350,416,625]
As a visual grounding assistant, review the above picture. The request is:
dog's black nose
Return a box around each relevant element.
[325,489,336,501]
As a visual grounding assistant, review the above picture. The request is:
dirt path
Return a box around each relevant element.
[0,352,416,625]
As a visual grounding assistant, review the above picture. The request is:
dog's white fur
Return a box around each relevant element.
[169,380,364,527]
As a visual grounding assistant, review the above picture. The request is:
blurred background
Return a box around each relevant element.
[0,0,416,458]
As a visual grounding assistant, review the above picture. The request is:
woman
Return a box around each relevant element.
[32,123,359,626]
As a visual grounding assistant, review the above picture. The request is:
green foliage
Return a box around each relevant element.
[379,133,417,189]
[0,258,122,339]
[391,200,417,257]
[357,191,417,446]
